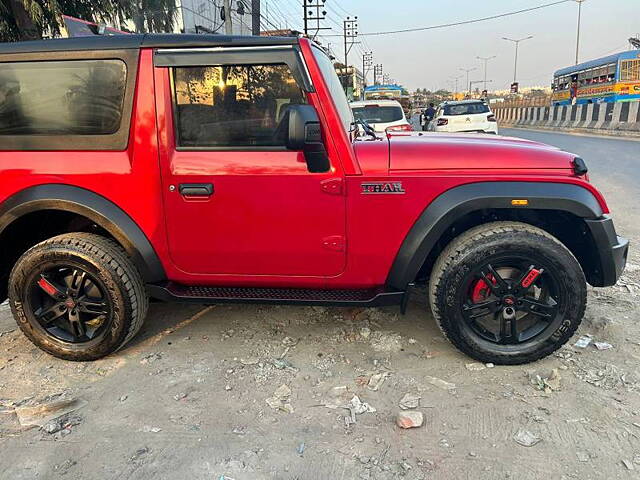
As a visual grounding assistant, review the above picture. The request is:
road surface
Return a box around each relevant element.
[501,127,640,240]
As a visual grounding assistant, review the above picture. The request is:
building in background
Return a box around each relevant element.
[179,0,251,35]
[335,65,364,101]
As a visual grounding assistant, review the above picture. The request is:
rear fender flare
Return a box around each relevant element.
[0,184,166,283]
[386,181,603,290]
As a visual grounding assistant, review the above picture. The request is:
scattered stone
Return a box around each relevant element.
[130,447,150,462]
[173,392,187,401]
[140,352,162,364]
[425,375,456,393]
[53,459,77,475]
[486,363,495,368]
[370,331,403,353]
[367,372,390,391]
[141,426,162,433]
[225,385,232,391]
[232,426,247,435]
[14,398,87,429]
[594,341,613,351]
[398,393,421,410]
[282,336,298,347]
[119,395,128,403]
[396,410,424,429]
[513,429,541,447]
[465,362,486,371]
[576,451,590,462]
[408,338,417,344]
[42,414,82,435]
[266,384,294,413]
[240,357,259,366]
[469,452,477,457]
[529,369,562,393]
[574,335,592,348]
[359,327,371,340]
[622,459,635,470]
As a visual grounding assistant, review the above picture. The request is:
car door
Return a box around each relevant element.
[154,46,346,277]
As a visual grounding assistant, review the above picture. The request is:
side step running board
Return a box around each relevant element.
[147,282,404,307]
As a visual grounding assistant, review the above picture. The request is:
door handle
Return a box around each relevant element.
[179,183,213,197]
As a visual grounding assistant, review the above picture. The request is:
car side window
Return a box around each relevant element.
[0,59,127,136]
[172,64,307,148]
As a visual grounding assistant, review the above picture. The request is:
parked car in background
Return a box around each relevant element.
[350,100,413,133]
[428,100,498,134]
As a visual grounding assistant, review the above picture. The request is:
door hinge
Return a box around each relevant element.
[322,235,345,252]
[320,178,344,195]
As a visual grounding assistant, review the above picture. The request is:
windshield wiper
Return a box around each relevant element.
[354,118,377,140]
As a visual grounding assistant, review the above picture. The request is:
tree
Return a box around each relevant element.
[0,0,177,42]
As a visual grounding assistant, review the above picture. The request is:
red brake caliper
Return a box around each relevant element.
[521,268,542,289]
[471,274,496,303]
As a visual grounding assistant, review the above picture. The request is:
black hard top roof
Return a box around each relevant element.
[0,33,300,55]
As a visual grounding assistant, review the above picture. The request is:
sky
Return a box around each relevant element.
[266,0,640,92]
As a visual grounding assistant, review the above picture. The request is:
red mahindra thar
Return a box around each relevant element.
[0,34,628,364]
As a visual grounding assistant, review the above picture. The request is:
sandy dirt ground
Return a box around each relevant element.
[1,128,640,479]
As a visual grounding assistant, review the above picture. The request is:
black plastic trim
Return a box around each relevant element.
[584,215,629,287]
[386,181,604,291]
[0,184,166,283]
[0,34,300,55]
[147,283,404,307]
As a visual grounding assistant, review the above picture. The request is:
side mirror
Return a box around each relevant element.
[285,105,330,173]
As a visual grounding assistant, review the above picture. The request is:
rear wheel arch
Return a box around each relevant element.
[386,181,605,291]
[0,184,166,300]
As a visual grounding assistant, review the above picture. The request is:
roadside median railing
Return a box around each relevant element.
[493,100,640,135]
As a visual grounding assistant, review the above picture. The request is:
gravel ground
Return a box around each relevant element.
[1,261,639,480]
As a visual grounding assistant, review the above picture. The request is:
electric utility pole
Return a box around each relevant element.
[343,16,359,94]
[374,64,383,85]
[459,67,477,95]
[251,0,261,36]
[574,0,585,64]
[476,55,496,92]
[303,0,329,38]
[362,51,373,92]
[223,0,233,35]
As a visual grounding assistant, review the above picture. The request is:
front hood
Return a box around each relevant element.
[388,132,575,171]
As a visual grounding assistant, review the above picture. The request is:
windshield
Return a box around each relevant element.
[311,46,354,133]
[352,105,404,124]
[443,103,490,116]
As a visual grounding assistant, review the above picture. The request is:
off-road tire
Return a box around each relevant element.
[8,233,148,361]
[429,221,587,365]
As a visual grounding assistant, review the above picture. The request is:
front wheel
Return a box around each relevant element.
[8,233,148,361]
[429,222,586,365]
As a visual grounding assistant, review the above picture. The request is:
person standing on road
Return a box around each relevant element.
[422,103,437,131]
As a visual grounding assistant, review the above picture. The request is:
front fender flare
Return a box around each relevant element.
[0,184,166,283]
[385,181,603,291]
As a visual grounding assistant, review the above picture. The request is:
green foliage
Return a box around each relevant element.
[0,0,177,42]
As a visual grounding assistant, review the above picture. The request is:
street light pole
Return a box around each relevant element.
[459,67,477,95]
[477,55,496,92]
[502,36,533,85]
[575,0,586,65]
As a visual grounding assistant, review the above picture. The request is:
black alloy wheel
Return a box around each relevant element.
[9,233,148,361]
[461,259,560,346]
[429,222,587,365]
[27,265,111,344]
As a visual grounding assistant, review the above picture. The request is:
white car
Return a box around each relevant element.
[428,100,498,134]
[350,100,413,133]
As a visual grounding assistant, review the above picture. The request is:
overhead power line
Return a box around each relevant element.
[323,0,573,37]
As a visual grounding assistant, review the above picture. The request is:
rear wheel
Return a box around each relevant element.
[8,233,148,361]
[429,222,586,365]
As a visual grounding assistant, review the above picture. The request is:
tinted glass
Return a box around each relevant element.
[352,105,404,123]
[0,59,126,135]
[443,103,490,116]
[173,64,306,148]
[311,47,353,133]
